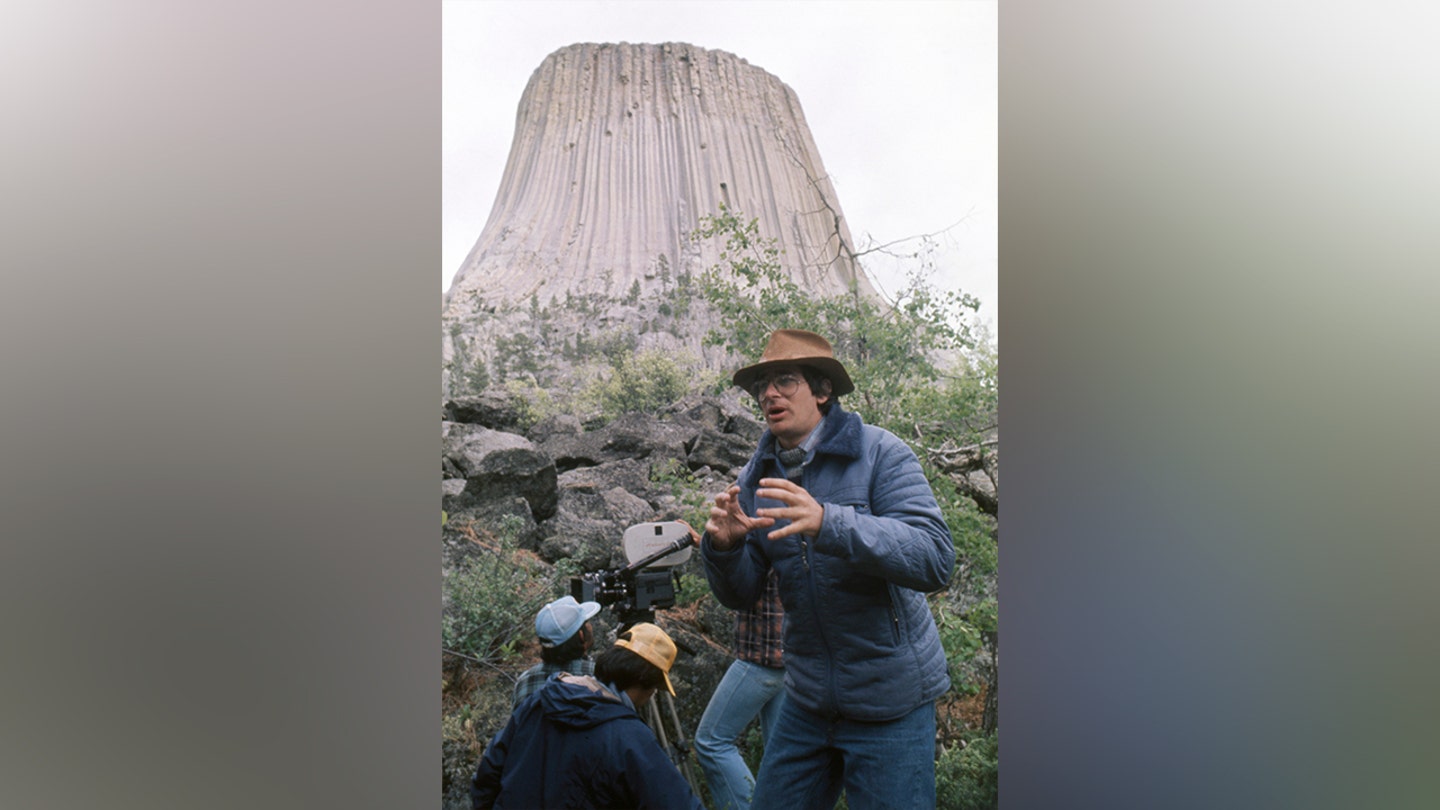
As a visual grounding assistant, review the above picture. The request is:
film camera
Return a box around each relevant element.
[571,521,695,625]
[574,522,704,791]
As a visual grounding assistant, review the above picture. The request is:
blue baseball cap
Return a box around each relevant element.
[535,595,601,645]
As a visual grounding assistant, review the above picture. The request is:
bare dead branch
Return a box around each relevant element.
[852,214,972,259]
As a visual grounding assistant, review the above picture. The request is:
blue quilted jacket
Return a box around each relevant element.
[701,403,954,722]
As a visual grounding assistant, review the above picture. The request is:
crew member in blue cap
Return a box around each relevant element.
[512,594,601,707]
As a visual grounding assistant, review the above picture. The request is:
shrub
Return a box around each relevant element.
[441,710,482,810]
[442,680,519,810]
[442,521,593,808]
[936,732,998,810]
[503,378,560,431]
[675,573,711,607]
[442,521,548,664]
[582,349,690,422]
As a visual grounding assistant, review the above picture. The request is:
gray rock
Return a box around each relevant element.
[444,422,558,520]
[663,394,726,432]
[664,392,764,443]
[444,390,528,431]
[539,412,690,473]
[556,458,654,498]
[442,478,466,499]
[596,412,689,461]
[727,412,765,445]
[540,486,653,569]
[526,413,582,444]
[462,452,558,522]
[442,422,533,477]
[686,427,756,475]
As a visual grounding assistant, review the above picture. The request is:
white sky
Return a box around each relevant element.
[443,0,997,328]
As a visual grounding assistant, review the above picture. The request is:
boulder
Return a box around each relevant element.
[441,478,466,504]
[539,412,690,473]
[443,422,530,475]
[663,392,764,442]
[443,422,558,520]
[556,458,654,499]
[685,427,756,475]
[443,390,528,432]
[726,411,766,445]
[526,413,583,445]
[462,453,558,522]
[539,486,654,570]
[662,394,726,432]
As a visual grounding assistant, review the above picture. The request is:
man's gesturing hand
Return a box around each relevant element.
[704,485,774,551]
[755,478,825,540]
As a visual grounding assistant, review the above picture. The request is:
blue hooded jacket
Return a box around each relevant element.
[701,403,955,722]
[470,674,702,809]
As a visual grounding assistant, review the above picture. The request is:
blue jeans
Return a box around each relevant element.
[750,699,937,810]
[694,659,786,810]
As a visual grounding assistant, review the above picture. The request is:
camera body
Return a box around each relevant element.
[572,567,677,614]
[570,521,694,624]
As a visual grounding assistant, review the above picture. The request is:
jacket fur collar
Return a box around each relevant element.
[744,402,863,489]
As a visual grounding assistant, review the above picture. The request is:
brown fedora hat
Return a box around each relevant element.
[732,329,855,397]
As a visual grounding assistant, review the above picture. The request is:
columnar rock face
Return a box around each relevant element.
[448,41,872,305]
[443,42,877,394]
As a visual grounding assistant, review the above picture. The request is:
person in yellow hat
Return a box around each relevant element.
[471,623,702,809]
[701,329,956,810]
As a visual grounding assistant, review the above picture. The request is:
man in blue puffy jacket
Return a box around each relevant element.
[470,623,703,809]
[701,329,955,810]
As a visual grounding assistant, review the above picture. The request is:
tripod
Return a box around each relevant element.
[641,689,703,795]
[616,608,703,797]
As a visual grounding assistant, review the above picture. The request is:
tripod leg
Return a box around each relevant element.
[645,698,671,751]
[659,692,703,796]
[640,694,702,796]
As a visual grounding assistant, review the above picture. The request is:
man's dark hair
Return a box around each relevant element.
[594,631,666,692]
[799,366,837,413]
[539,622,588,665]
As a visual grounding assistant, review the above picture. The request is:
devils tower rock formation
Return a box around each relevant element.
[443,42,878,397]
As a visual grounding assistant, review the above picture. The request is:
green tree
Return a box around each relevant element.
[493,333,544,381]
[692,204,993,446]
[445,323,491,396]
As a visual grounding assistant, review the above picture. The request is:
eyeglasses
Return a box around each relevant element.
[749,373,804,401]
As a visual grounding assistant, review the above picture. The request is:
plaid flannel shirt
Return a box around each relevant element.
[732,569,784,670]
[512,658,595,707]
